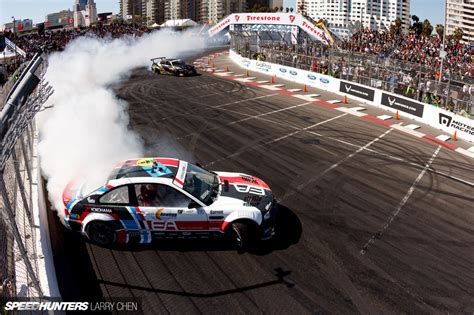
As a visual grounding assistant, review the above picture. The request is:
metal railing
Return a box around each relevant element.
[0,52,52,302]
[233,41,473,118]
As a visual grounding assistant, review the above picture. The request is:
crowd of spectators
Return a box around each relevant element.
[0,22,151,80]
[340,29,473,82]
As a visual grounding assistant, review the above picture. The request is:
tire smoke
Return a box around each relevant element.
[37,29,206,218]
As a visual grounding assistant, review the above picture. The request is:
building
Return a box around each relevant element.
[73,0,98,27]
[200,0,245,24]
[45,10,75,29]
[296,0,411,38]
[164,0,200,21]
[120,0,145,19]
[446,0,474,43]
[2,19,34,33]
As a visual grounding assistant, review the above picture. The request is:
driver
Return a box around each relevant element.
[139,184,162,207]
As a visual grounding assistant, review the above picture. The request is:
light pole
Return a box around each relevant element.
[439,0,447,82]
[12,16,17,70]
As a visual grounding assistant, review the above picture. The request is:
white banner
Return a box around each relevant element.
[209,13,328,45]
[5,37,26,58]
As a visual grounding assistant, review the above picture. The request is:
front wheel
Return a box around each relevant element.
[86,221,116,246]
[230,222,257,251]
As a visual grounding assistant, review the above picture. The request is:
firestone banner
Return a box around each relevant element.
[208,13,328,45]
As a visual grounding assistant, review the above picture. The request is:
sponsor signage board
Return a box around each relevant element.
[208,13,328,44]
[381,93,424,118]
[339,81,374,101]
[438,112,474,136]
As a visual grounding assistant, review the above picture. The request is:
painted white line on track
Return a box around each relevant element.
[292,95,320,102]
[455,147,474,159]
[377,115,392,120]
[327,100,342,104]
[405,124,421,130]
[182,101,314,139]
[391,123,425,138]
[336,107,368,117]
[436,134,451,141]
[361,146,442,255]
[214,73,230,76]
[306,94,321,97]
[305,131,474,185]
[272,84,285,87]
[468,146,474,153]
[260,85,284,91]
[350,107,366,111]
[257,80,269,83]
[206,113,348,166]
[282,128,393,200]
[287,89,302,92]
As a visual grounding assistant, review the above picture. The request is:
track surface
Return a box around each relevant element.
[48,51,474,313]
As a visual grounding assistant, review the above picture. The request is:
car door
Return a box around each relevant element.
[133,183,208,236]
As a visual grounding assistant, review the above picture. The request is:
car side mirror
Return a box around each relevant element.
[188,201,200,209]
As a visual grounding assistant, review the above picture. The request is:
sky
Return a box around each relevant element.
[1,0,445,26]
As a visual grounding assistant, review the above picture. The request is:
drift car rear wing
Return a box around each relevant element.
[150,57,166,62]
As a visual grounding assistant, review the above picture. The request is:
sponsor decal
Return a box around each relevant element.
[235,15,240,22]
[256,61,271,72]
[87,197,95,203]
[279,67,287,73]
[209,18,230,35]
[136,158,155,167]
[91,207,112,213]
[319,77,329,84]
[241,58,251,67]
[301,20,326,42]
[339,81,375,101]
[289,15,295,23]
[439,113,474,135]
[161,213,177,218]
[307,74,317,80]
[155,208,164,219]
[289,70,297,76]
[246,15,281,22]
[177,210,183,214]
[210,210,223,214]
[381,93,424,118]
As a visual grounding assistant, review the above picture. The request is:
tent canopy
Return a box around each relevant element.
[160,19,198,28]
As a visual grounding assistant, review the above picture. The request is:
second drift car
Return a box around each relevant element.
[150,57,197,76]
[62,158,278,250]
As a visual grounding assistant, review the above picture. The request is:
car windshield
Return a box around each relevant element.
[183,163,218,206]
[172,60,186,67]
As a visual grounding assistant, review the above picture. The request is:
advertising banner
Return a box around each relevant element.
[381,93,424,118]
[339,81,375,102]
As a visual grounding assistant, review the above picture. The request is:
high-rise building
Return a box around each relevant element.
[143,0,165,24]
[296,0,410,38]
[446,0,474,42]
[120,0,144,19]
[164,0,200,21]
[74,0,98,27]
[200,0,245,24]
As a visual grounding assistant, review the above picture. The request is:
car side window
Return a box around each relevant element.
[99,186,129,204]
[135,184,191,207]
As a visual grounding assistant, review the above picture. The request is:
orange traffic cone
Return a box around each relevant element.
[246,70,250,77]
[271,76,276,83]
[304,84,308,92]
[453,130,457,141]
[343,95,348,104]
[395,111,399,120]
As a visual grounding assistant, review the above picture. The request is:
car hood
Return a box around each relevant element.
[213,172,273,211]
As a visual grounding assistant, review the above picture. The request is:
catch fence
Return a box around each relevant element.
[0,53,52,303]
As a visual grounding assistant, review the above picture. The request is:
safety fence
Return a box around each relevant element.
[0,52,52,303]
[233,42,472,118]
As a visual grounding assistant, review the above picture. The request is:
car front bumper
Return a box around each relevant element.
[260,200,278,240]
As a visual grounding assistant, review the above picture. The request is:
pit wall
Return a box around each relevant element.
[229,50,474,144]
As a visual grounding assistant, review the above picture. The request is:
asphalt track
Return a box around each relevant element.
[47,49,474,314]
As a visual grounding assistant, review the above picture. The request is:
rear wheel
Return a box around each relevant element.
[230,222,257,251]
[86,221,116,246]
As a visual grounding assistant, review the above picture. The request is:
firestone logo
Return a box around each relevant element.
[289,15,295,23]
[235,15,240,22]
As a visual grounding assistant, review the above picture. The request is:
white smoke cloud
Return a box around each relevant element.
[37,30,206,218]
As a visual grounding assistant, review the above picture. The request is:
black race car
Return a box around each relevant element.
[151,57,197,76]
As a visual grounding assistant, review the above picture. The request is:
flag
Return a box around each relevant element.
[68,17,74,24]
[107,15,112,20]
[17,24,24,31]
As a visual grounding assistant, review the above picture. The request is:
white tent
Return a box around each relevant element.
[160,19,198,28]
[151,23,160,28]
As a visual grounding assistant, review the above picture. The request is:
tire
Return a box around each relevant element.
[86,221,116,246]
[230,222,256,251]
